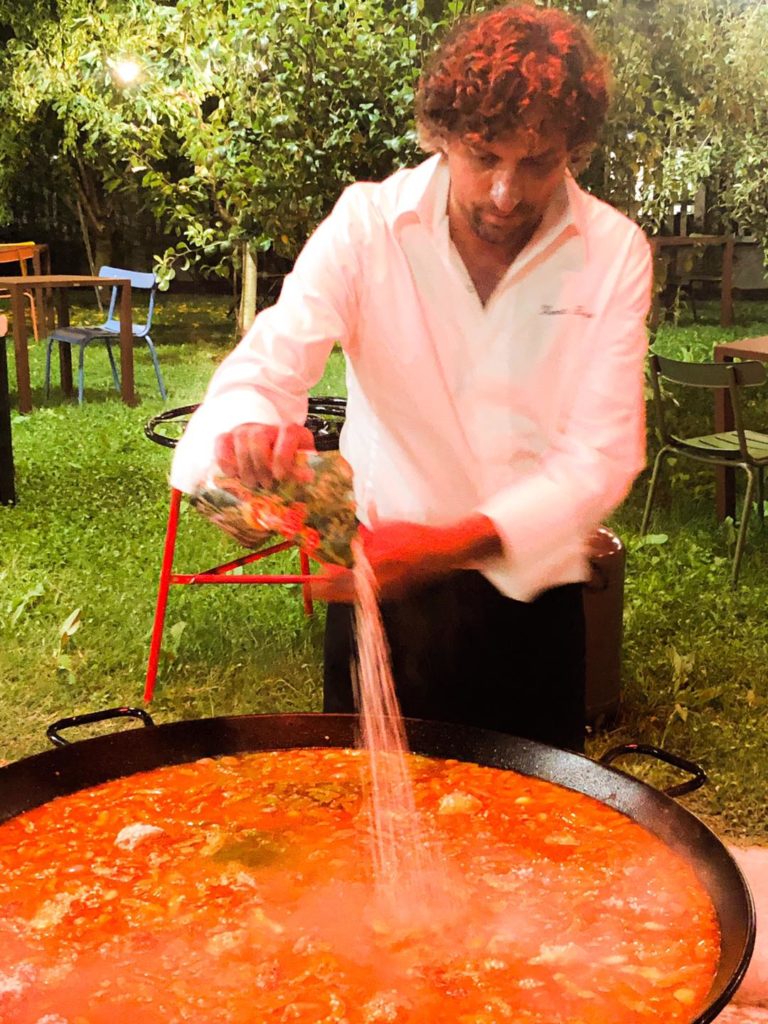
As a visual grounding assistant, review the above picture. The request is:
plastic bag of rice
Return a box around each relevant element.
[191,450,358,567]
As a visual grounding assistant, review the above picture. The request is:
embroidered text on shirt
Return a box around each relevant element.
[539,304,595,318]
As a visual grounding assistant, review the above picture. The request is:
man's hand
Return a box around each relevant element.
[214,422,316,489]
[312,514,502,602]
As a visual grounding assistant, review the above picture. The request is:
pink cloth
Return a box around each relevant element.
[718,1009,768,1022]
[728,846,768,1008]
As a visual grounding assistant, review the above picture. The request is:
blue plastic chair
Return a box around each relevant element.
[44,266,167,404]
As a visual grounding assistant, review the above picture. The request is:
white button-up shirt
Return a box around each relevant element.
[172,154,652,601]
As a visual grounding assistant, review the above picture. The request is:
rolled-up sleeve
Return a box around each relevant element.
[170,188,364,493]
[479,228,652,600]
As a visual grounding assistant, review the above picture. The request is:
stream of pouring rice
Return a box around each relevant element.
[351,540,451,926]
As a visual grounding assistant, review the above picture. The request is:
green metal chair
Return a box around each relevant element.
[641,353,768,586]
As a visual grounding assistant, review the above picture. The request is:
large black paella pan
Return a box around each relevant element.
[0,710,755,1022]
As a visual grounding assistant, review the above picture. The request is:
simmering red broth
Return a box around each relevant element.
[0,748,719,1023]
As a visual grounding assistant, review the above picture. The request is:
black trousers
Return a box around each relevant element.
[323,571,586,753]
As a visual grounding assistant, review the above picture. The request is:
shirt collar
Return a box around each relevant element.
[562,169,591,253]
[391,154,446,237]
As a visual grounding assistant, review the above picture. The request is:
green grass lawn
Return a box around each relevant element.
[1,292,767,842]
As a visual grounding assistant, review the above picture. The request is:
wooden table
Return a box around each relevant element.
[0,274,135,414]
[649,235,735,331]
[713,335,768,520]
[0,313,14,505]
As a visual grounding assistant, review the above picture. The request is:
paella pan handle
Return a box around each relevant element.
[599,742,707,797]
[144,397,346,450]
[144,403,201,449]
[47,706,156,748]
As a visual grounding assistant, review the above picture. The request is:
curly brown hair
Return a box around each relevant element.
[415,3,610,154]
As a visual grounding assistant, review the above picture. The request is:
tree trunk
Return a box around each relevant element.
[239,243,258,335]
[93,235,112,273]
[75,197,105,314]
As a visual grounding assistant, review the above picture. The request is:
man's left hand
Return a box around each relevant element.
[312,515,502,602]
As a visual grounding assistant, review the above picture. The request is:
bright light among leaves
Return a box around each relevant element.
[111,59,141,85]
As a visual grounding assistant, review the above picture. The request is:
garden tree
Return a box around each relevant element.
[583,0,768,246]
[140,0,768,316]
[408,0,768,249]
[5,0,768,326]
[0,0,444,329]
[0,0,177,268]
[128,0,439,329]
[704,0,768,245]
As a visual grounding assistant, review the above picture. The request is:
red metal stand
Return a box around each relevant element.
[144,488,314,702]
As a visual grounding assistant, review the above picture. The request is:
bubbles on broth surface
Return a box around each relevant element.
[0,747,720,1023]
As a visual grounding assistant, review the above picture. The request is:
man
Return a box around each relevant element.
[172,3,652,752]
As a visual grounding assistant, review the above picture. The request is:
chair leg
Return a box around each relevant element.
[105,341,121,393]
[145,335,167,401]
[77,343,86,405]
[688,285,699,322]
[640,447,671,535]
[299,548,313,616]
[44,339,54,399]
[145,488,183,702]
[732,468,756,587]
[757,468,765,526]
[25,292,39,342]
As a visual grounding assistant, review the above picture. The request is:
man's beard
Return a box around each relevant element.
[468,204,540,248]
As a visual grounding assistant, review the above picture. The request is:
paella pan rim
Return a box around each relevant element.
[0,711,756,1024]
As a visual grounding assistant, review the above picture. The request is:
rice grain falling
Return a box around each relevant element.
[351,539,449,926]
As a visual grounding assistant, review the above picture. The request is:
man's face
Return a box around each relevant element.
[444,131,571,252]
